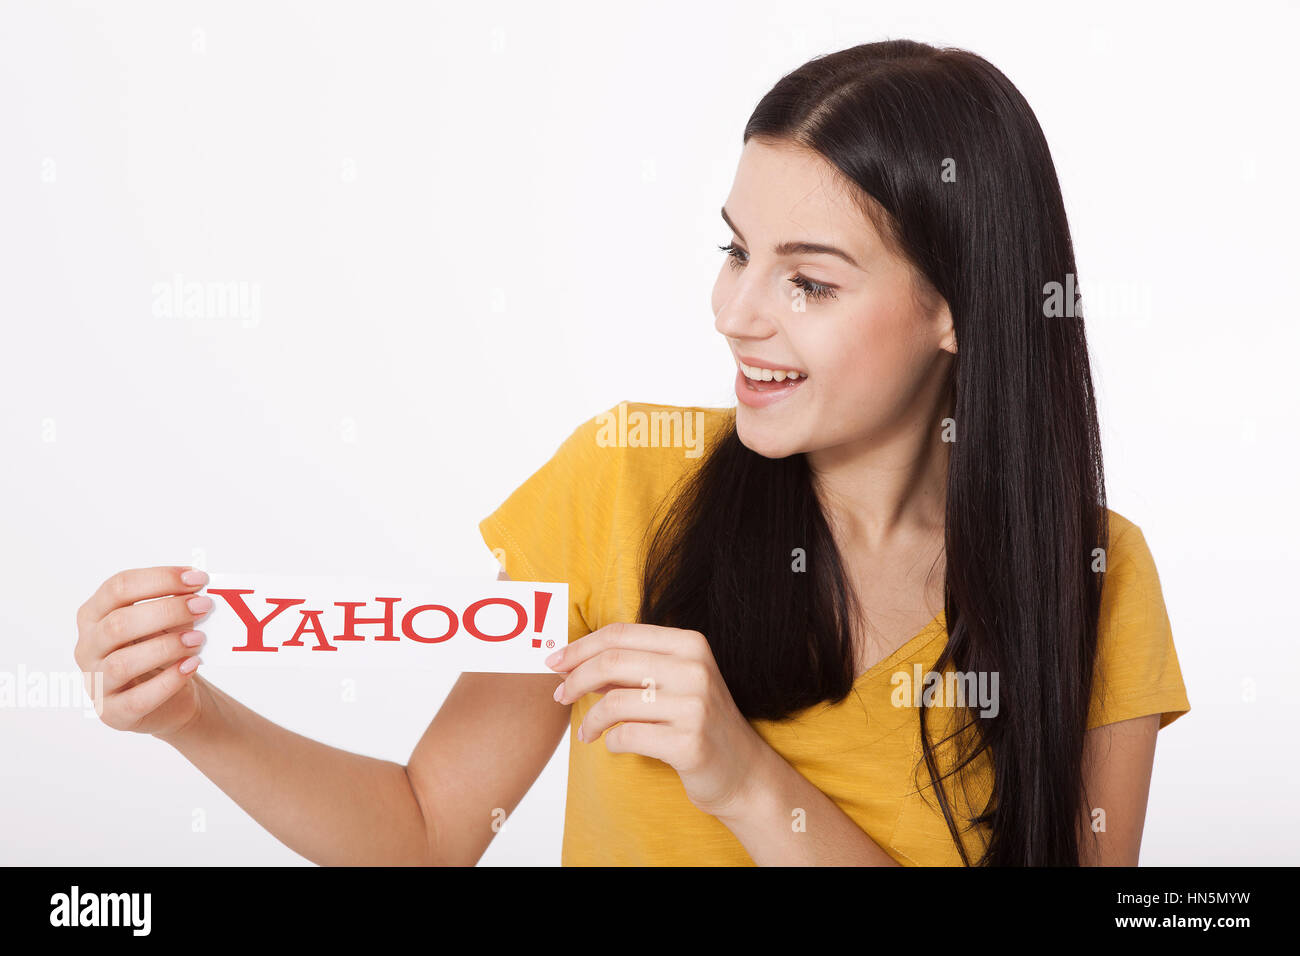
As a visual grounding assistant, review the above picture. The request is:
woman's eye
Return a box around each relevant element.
[718,242,748,268]
[717,243,837,301]
[789,274,837,300]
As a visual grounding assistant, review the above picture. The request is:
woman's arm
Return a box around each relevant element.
[160,668,570,865]
[158,568,571,866]
[711,744,903,866]
[85,565,570,865]
[1076,713,1160,865]
[720,713,1161,866]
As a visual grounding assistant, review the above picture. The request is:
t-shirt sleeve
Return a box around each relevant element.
[478,406,624,646]
[1086,521,1191,731]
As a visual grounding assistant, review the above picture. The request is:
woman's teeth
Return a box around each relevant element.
[739,362,807,383]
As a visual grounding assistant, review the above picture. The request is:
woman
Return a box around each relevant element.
[74,39,1189,866]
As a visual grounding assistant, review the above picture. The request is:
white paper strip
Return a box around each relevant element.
[198,572,568,673]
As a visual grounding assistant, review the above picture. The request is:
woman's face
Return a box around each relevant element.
[712,138,957,460]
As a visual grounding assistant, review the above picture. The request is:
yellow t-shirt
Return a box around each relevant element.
[479,400,1191,866]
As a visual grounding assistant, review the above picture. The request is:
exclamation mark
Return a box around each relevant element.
[532,590,552,648]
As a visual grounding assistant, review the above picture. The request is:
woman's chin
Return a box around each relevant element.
[735,415,804,460]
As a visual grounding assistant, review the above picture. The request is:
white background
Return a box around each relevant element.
[2,0,1296,865]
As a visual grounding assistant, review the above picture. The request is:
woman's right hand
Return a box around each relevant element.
[74,566,213,738]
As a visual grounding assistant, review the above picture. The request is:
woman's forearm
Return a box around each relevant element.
[714,743,903,866]
[154,675,435,866]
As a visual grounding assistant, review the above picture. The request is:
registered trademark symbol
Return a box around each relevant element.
[545,640,555,649]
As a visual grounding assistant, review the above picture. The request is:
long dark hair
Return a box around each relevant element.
[637,40,1108,866]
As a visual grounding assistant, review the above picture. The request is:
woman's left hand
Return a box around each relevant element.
[547,622,769,819]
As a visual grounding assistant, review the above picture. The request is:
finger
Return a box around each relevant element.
[113,625,204,687]
[110,655,201,729]
[600,721,679,764]
[578,687,679,742]
[117,622,182,652]
[550,622,699,673]
[92,591,214,659]
[557,647,693,704]
[99,628,205,694]
[79,566,208,630]
[120,662,170,693]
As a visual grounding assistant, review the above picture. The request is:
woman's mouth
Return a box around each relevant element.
[734,359,807,408]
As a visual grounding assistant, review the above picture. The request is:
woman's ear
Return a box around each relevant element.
[936,299,957,355]
[916,273,956,354]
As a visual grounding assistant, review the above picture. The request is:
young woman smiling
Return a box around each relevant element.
[74,39,1189,866]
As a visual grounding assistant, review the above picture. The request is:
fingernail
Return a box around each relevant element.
[181,569,208,587]
[553,682,565,702]
[544,649,563,668]
[187,596,213,614]
[181,630,205,647]
[180,656,201,674]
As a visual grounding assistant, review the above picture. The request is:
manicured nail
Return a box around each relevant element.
[181,630,205,647]
[180,569,208,587]
[553,682,565,702]
[180,656,201,674]
[544,649,563,668]
[186,596,213,614]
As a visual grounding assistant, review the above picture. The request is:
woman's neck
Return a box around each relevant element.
[806,402,952,550]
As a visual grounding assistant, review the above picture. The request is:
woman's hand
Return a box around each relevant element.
[74,566,211,738]
[546,622,768,818]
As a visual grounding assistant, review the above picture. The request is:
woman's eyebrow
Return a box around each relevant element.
[720,206,862,270]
